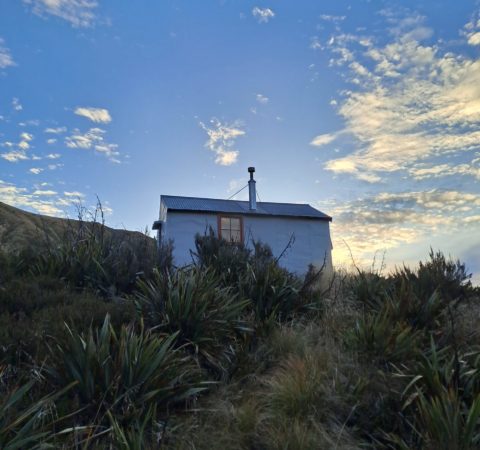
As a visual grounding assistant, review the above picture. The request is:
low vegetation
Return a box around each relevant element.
[0,205,479,448]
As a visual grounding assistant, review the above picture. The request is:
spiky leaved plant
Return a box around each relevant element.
[136,267,251,374]
[398,339,480,450]
[48,315,204,430]
[0,380,75,450]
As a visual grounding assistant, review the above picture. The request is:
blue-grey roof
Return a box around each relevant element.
[159,195,332,221]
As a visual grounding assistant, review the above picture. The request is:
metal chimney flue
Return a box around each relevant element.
[248,167,256,210]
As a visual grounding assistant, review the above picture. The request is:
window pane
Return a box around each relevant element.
[219,216,242,243]
[222,230,231,242]
[230,218,241,231]
[231,230,241,242]
[221,217,230,228]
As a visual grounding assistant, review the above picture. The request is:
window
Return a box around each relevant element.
[218,216,243,243]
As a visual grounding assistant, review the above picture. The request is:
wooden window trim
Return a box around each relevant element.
[217,214,244,244]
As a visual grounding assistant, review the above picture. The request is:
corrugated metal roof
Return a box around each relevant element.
[160,195,332,221]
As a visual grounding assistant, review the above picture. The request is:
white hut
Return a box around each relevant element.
[153,168,332,274]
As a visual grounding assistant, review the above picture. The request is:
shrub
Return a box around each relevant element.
[347,306,421,365]
[0,380,75,450]
[396,339,480,449]
[193,228,251,286]
[107,404,162,450]
[0,280,134,366]
[415,387,480,450]
[47,315,203,425]
[21,203,157,296]
[390,250,474,314]
[239,262,309,326]
[193,232,321,328]
[156,238,174,275]
[135,267,251,373]
[350,270,389,312]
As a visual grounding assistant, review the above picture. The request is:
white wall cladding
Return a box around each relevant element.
[163,211,332,274]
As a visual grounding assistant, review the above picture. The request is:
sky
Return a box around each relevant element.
[1,0,479,283]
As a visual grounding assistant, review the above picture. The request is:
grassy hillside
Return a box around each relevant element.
[0,201,156,254]
[0,203,479,449]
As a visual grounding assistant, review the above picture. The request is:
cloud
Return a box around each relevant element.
[409,161,480,180]
[12,98,22,111]
[44,126,67,134]
[324,188,480,267]
[24,0,98,28]
[310,37,322,50]
[33,189,57,196]
[47,163,62,170]
[2,151,29,162]
[18,141,31,150]
[316,11,480,182]
[74,107,112,124]
[64,191,85,197]
[0,179,91,216]
[0,131,35,162]
[256,94,269,104]
[319,14,346,23]
[468,32,480,46]
[46,138,57,144]
[29,168,44,174]
[199,118,245,166]
[464,12,480,46]
[0,179,59,215]
[310,132,339,147]
[252,7,275,23]
[65,127,120,162]
[20,132,33,142]
[0,38,15,69]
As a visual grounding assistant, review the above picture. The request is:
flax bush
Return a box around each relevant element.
[47,315,204,428]
[394,339,480,449]
[135,267,251,374]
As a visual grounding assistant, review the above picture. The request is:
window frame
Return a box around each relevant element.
[217,214,244,244]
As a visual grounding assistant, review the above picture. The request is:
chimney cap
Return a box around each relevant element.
[248,166,255,173]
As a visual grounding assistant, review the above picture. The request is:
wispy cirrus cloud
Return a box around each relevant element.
[252,7,275,24]
[0,38,15,69]
[24,0,98,28]
[199,118,245,166]
[313,11,480,183]
[65,127,120,162]
[74,107,112,124]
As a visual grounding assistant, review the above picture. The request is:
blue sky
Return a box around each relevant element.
[1,0,479,282]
